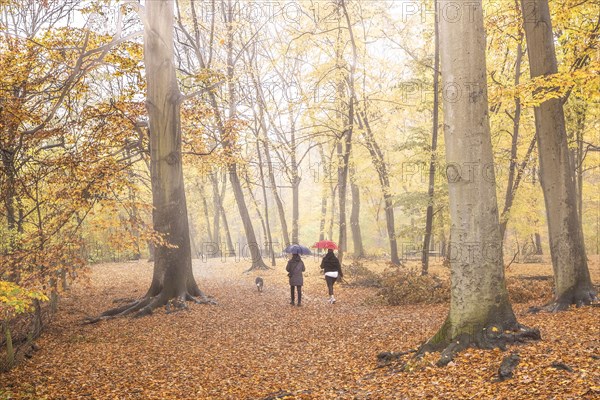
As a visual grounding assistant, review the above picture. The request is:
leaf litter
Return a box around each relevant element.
[1,258,598,399]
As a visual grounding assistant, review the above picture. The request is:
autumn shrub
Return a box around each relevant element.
[506,277,553,304]
[343,261,382,287]
[376,267,450,305]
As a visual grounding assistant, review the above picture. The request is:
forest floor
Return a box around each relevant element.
[1,256,599,399]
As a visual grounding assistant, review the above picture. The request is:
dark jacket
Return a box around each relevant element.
[320,252,342,276]
[286,255,305,286]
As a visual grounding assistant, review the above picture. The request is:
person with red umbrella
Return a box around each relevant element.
[313,240,343,304]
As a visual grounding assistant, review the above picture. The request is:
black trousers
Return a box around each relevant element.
[325,276,337,296]
[290,285,302,304]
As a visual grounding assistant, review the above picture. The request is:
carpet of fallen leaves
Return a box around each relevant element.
[1,256,599,399]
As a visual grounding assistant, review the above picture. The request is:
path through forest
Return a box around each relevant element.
[1,258,599,399]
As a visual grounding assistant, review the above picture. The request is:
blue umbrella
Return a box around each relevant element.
[284,244,312,255]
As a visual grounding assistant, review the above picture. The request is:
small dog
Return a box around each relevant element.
[255,276,264,293]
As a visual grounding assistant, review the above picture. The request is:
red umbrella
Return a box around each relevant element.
[312,240,338,250]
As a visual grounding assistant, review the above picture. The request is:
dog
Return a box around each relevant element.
[255,276,264,293]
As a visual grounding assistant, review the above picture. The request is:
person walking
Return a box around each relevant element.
[320,249,342,304]
[286,253,305,306]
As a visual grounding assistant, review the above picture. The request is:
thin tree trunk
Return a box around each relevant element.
[291,168,300,246]
[498,41,536,240]
[3,322,14,370]
[573,106,586,223]
[1,152,17,232]
[289,106,300,245]
[125,147,141,260]
[256,140,276,266]
[349,166,365,258]
[531,165,544,256]
[261,134,291,246]
[328,184,337,243]
[219,174,235,256]
[247,42,290,247]
[356,110,400,264]
[499,137,537,238]
[336,0,357,265]
[337,139,349,264]
[521,0,596,308]
[188,217,200,259]
[504,42,523,212]
[244,170,268,256]
[422,2,440,275]
[229,165,268,269]
[210,172,221,254]
[317,144,329,255]
[199,185,213,243]
[534,232,543,255]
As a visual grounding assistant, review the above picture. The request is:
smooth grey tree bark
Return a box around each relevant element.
[521,0,596,309]
[420,0,537,364]
[91,0,212,321]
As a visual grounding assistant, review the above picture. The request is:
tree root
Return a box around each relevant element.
[84,291,216,324]
[376,349,417,368]
[496,352,520,381]
[529,288,598,313]
[185,292,217,305]
[244,263,271,272]
[111,297,137,304]
[417,324,540,367]
[262,389,312,400]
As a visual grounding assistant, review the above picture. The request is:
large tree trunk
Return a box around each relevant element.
[521,0,596,309]
[420,0,537,364]
[421,1,440,275]
[90,0,212,321]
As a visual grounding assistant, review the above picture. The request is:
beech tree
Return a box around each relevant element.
[91,0,212,320]
[420,0,538,364]
[520,0,596,310]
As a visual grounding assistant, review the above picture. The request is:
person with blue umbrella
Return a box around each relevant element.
[284,245,310,306]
